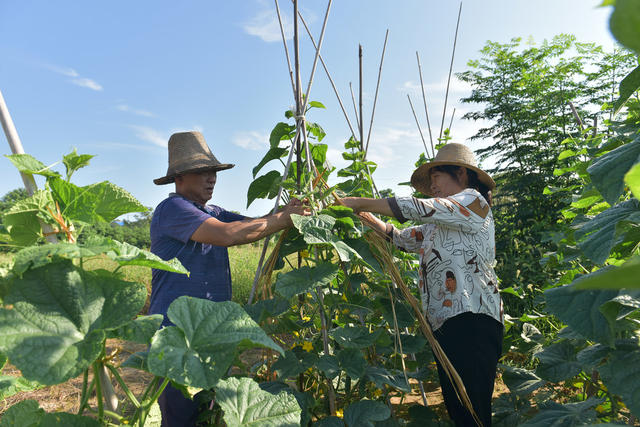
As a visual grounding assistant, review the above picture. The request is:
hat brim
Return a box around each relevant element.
[153,163,235,185]
[410,160,495,196]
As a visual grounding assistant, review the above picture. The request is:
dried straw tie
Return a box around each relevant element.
[254,163,482,426]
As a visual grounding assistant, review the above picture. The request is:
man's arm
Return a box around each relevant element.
[190,199,307,247]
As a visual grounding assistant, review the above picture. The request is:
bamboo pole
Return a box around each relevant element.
[416,52,435,156]
[439,2,463,141]
[359,44,364,150]
[407,94,431,157]
[274,0,297,101]
[448,107,456,133]
[349,82,361,134]
[0,89,58,244]
[364,29,389,158]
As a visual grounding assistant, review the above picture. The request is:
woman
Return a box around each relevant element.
[342,143,503,426]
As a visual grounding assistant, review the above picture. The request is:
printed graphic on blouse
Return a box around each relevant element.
[388,188,503,331]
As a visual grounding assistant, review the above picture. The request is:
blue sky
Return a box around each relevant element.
[0,1,616,216]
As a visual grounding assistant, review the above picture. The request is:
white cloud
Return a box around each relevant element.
[117,104,154,117]
[45,64,103,91]
[243,9,292,42]
[130,125,167,147]
[232,131,269,150]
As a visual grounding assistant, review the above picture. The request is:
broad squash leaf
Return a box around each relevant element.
[214,377,301,427]
[0,375,43,400]
[362,366,411,392]
[534,340,581,382]
[625,162,640,200]
[5,154,60,178]
[613,65,640,114]
[329,326,382,349]
[343,400,391,427]
[246,171,281,208]
[273,349,318,380]
[599,347,640,417]
[519,398,601,427]
[609,0,640,55]
[275,263,338,299]
[586,139,640,206]
[574,256,640,289]
[108,314,164,344]
[104,239,189,275]
[0,399,44,427]
[499,364,545,396]
[337,348,367,379]
[252,147,288,178]
[3,190,56,246]
[0,260,146,384]
[270,122,296,148]
[147,297,283,389]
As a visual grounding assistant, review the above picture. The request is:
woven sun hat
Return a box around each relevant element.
[153,131,234,185]
[410,143,495,196]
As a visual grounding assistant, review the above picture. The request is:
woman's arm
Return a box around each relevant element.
[342,197,394,217]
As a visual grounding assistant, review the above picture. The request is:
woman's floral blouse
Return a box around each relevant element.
[387,188,503,331]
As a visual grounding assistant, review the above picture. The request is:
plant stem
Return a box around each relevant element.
[105,363,140,408]
[93,362,105,423]
[315,289,337,415]
[77,369,94,415]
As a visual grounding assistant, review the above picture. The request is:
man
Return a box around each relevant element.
[149,131,306,426]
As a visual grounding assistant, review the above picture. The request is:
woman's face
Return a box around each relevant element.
[430,169,465,197]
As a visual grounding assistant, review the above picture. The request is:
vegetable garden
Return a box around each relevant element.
[2,0,640,426]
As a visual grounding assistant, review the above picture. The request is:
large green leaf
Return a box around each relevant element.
[62,148,94,181]
[252,147,288,178]
[244,296,290,323]
[313,417,344,427]
[104,239,189,275]
[0,399,44,427]
[343,400,391,427]
[519,398,601,427]
[574,199,640,264]
[214,377,301,427]
[586,139,640,206]
[5,154,60,178]
[534,340,581,382]
[49,178,146,224]
[317,354,340,379]
[3,190,56,246]
[329,326,382,349]
[273,349,318,380]
[108,314,164,344]
[147,297,282,389]
[12,243,100,275]
[613,65,640,114]
[625,162,640,200]
[499,364,545,396]
[337,348,367,379]
[576,344,610,370]
[246,171,281,208]
[545,282,618,346]
[0,375,43,400]
[291,214,335,244]
[599,347,640,417]
[362,366,411,392]
[0,260,146,384]
[275,263,338,299]
[269,122,296,148]
[574,257,640,289]
[610,0,640,55]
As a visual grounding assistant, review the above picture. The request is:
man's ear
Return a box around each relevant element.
[457,167,468,185]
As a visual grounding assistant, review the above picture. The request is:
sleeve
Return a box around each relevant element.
[156,197,212,243]
[386,190,485,233]
[390,224,434,253]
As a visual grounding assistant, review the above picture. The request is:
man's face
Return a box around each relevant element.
[175,170,217,205]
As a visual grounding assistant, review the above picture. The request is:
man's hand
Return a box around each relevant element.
[281,198,311,225]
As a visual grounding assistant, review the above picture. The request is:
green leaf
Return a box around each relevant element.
[62,149,94,181]
[12,243,100,275]
[275,263,338,299]
[308,101,326,109]
[317,355,340,379]
[246,171,281,208]
[49,178,147,224]
[545,282,618,346]
[609,0,640,55]
[534,340,581,382]
[574,199,640,264]
[121,350,149,371]
[587,138,640,205]
[344,238,384,274]
[313,417,344,427]
[519,398,601,427]
[105,239,189,275]
[625,161,640,200]
[614,65,640,114]
[0,260,146,384]
[0,399,44,427]
[362,366,410,392]
[214,377,301,427]
[574,258,640,289]
[330,326,382,349]
[343,400,391,427]
[147,297,283,389]
[244,296,290,323]
[291,214,335,244]
[270,122,296,148]
[273,349,318,380]
[599,347,640,417]
[0,375,43,400]
[3,190,56,246]
[337,348,367,379]
[108,314,164,344]
[499,364,545,396]
[253,147,288,178]
[5,154,60,178]
[40,412,102,426]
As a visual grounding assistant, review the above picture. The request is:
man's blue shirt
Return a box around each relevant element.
[149,194,245,326]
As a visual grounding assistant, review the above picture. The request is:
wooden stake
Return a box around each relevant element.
[364,29,389,158]
[448,107,456,133]
[407,94,431,157]
[274,0,297,100]
[416,52,435,156]
[359,44,364,150]
[439,2,463,141]
[349,82,361,134]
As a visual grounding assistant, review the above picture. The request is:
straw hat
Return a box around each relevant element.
[153,131,234,185]
[410,143,495,196]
